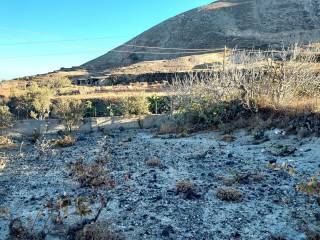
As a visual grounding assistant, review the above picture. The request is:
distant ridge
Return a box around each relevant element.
[81,0,320,72]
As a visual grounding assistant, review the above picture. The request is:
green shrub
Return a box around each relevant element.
[0,105,13,128]
[7,85,53,120]
[119,95,150,116]
[52,99,85,132]
[37,76,72,89]
[174,99,245,127]
[148,95,171,114]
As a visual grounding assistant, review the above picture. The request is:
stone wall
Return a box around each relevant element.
[2,115,170,137]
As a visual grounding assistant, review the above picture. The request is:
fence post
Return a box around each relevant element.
[223,45,227,72]
[155,100,158,114]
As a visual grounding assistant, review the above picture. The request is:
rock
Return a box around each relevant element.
[161,225,175,237]
[226,161,235,166]
[269,159,277,164]
[297,127,311,138]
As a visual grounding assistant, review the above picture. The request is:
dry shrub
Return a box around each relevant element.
[220,134,236,142]
[55,135,76,148]
[0,158,6,171]
[75,221,124,240]
[146,157,162,167]
[171,45,320,130]
[70,159,109,188]
[9,218,44,240]
[296,175,320,196]
[0,136,12,146]
[158,122,178,135]
[176,180,195,194]
[216,187,243,202]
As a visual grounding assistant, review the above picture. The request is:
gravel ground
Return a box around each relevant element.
[1,128,320,239]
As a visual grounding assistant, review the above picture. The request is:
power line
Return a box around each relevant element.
[123,44,225,52]
[0,49,215,60]
[1,45,320,60]
[0,36,132,46]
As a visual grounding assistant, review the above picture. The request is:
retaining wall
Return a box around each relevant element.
[3,115,170,137]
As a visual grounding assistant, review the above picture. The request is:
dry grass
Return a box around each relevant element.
[55,90,167,101]
[70,158,110,188]
[55,135,76,148]
[0,157,6,171]
[75,221,124,240]
[216,187,244,202]
[0,136,12,146]
[146,157,162,167]
[158,122,178,135]
[176,180,195,194]
[219,134,236,142]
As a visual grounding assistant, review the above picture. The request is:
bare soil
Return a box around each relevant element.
[1,128,320,239]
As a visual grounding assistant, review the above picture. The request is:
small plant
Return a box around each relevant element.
[119,94,150,116]
[220,134,236,142]
[158,122,178,135]
[52,99,85,132]
[0,153,6,171]
[0,105,13,128]
[9,194,107,239]
[266,144,296,157]
[0,136,12,146]
[75,221,124,240]
[296,174,320,196]
[267,162,296,176]
[216,187,243,202]
[34,137,54,157]
[0,206,10,219]
[176,180,196,194]
[55,135,76,148]
[70,158,110,188]
[146,157,162,167]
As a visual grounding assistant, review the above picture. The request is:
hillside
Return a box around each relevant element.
[81,0,320,73]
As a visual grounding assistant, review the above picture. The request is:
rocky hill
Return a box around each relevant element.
[81,0,320,72]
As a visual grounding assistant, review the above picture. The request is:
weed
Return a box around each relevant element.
[55,135,76,148]
[70,158,109,188]
[146,157,162,167]
[0,136,12,145]
[216,188,243,202]
[75,221,124,240]
[266,144,296,157]
[220,134,236,142]
[158,122,178,135]
[267,162,296,176]
[297,175,320,196]
[176,180,195,193]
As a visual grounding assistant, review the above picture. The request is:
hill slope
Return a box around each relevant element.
[81,0,320,72]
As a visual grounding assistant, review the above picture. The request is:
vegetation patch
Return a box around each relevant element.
[146,157,162,167]
[55,135,76,148]
[267,162,296,176]
[297,175,320,196]
[0,136,13,146]
[216,188,244,202]
[70,158,110,188]
[266,144,296,157]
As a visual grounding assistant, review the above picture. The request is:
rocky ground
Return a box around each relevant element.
[1,128,320,239]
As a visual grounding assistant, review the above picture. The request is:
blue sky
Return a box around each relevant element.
[0,0,212,80]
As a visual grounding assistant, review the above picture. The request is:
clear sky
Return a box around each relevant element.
[0,0,213,80]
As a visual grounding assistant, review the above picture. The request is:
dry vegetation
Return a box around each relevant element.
[170,45,320,133]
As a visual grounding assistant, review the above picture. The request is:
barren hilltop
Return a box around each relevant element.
[81,0,320,72]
